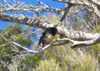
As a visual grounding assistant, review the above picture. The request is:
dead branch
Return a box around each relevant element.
[0,13,100,41]
[1,33,100,54]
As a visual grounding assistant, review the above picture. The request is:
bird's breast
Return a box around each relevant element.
[47,35,54,44]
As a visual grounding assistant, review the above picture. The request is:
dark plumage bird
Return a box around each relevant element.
[39,27,57,47]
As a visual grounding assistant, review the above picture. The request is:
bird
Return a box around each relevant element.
[39,27,57,47]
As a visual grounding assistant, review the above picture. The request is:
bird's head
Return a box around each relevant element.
[45,27,57,36]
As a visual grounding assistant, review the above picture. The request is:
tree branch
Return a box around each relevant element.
[53,0,100,18]
[60,3,74,21]
[1,33,100,54]
[0,1,61,13]
[0,13,100,41]
[0,34,18,51]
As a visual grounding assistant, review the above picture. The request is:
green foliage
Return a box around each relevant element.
[0,14,100,71]
[3,24,22,38]
[0,23,35,71]
[33,58,62,71]
[18,68,23,71]
[93,44,100,54]
[22,54,42,67]
[92,44,100,62]
[64,49,97,71]
[42,14,60,25]
[43,45,98,71]
[0,24,34,55]
[17,37,33,47]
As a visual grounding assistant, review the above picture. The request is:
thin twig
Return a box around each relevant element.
[0,34,19,51]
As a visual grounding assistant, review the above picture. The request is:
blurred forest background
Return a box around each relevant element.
[0,0,100,71]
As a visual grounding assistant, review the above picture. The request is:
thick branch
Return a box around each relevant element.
[60,3,74,21]
[53,0,100,18]
[1,33,100,54]
[57,37,100,48]
[0,13,100,41]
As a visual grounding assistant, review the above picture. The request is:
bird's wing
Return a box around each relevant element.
[39,31,46,45]
[39,35,43,45]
